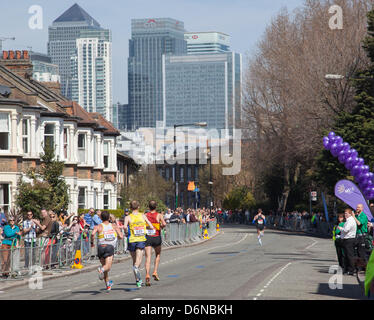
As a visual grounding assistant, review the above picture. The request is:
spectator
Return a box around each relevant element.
[169,211,181,223]
[338,208,357,275]
[33,208,54,268]
[84,208,95,230]
[1,217,21,277]
[0,207,7,228]
[353,204,369,267]
[333,213,346,271]
[48,211,60,268]
[92,210,102,228]
[22,211,37,270]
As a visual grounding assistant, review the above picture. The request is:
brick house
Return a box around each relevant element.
[0,50,135,213]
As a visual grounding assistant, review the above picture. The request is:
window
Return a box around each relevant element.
[78,187,86,209]
[78,133,86,163]
[104,190,109,209]
[44,124,55,150]
[93,189,98,209]
[0,113,9,150]
[93,136,97,166]
[63,128,68,159]
[22,119,30,154]
[0,184,9,213]
[103,141,109,169]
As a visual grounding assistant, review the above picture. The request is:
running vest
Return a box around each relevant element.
[129,212,147,243]
[256,216,265,226]
[146,211,160,237]
[97,223,117,246]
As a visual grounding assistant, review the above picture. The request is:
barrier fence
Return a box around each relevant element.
[266,215,333,237]
[0,219,217,280]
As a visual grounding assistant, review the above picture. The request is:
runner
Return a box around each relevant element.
[144,200,166,286]
[253,209,266,246]
[91,211,123,292]
[124,200,155,288]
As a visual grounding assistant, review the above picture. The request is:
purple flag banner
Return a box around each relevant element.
[334,179,373,221]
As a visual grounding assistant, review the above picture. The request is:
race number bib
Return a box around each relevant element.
[146,229,156,236]
[258,220,263,225]
[133,226,145,236]
[103,230,116,241]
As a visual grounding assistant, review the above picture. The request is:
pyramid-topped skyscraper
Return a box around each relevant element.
[48,3,112,121]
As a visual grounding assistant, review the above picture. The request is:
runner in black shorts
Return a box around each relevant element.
[144,200,166,286]
[91,211,123,291]
[253,209,266,246]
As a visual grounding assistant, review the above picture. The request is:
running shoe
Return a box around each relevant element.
[136,279,143,288]
[145,276,151,287]
[98,267,104,280]
[106,280,113,291]
[152,273,160,281]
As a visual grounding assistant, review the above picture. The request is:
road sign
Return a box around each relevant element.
[311,191,317,201]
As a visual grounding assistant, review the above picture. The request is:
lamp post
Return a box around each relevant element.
[173,122,207,210]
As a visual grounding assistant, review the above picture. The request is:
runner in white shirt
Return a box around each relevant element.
[338,208,357,275]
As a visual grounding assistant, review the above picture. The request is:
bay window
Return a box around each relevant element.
[78,133,86,164]
[103,141,109,169]
[78,187,86,209]
[0,113,9,150]
[44,123,55,150]
[22,118,30,154]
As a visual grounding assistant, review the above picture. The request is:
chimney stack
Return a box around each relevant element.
[0,50,33,79]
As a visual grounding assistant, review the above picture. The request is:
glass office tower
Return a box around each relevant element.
[48,3,109,100]
[163,52,242,130]
[128,18,187,130]
[185,32,230,54]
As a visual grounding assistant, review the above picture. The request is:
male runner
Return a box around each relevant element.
[91,211,123,291]
[253,209,266,246]
[124,200,155,288]
[144,200,166,286]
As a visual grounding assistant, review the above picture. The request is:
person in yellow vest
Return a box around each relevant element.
[91,211,123,291]
[124,200,155,288]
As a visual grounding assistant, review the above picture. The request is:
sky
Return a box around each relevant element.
[0,0,304,103]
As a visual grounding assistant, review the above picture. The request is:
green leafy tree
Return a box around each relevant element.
[16,145,70,218]
[222,186,256,210]
[315,10,374,192]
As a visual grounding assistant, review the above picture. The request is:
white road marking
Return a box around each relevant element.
[304,240,318,251]
[253,262,292,299]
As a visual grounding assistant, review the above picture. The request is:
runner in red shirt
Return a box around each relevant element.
[144,200,166,286]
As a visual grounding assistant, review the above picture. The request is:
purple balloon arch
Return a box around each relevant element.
[323,132,374,200]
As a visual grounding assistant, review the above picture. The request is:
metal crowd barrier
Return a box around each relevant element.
[266,215,334,237]
[162,219,217,246]
[0,219,218,280]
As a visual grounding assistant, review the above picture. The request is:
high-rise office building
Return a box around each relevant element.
[185,32,230,55]
[48,3,111,109]
[30,52,60,83]
[128,18,187,130]
[163,52,242,130]
[70,29,112,120]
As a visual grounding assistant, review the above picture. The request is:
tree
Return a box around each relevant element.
[315,9,374,192]
[16,145,70,218]
[123,165,173,212]
[243,0,371,211]
[222,186,256,210]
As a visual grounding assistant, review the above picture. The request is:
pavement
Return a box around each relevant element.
[0,224,368,300]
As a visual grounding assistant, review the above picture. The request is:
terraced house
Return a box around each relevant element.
[0,50,134,214]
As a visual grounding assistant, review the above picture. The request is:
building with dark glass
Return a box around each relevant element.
[162,52,242,130]
[128,18,187,130]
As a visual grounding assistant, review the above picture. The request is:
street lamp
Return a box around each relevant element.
[173,122,207,210]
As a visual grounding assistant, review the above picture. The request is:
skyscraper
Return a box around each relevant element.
[127,18,187,130]
[185,32,230,55]
[163,52,242,130]
[48,4,112,121]
[70,29,112,120]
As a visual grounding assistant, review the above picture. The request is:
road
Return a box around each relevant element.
[0,225,365,300]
